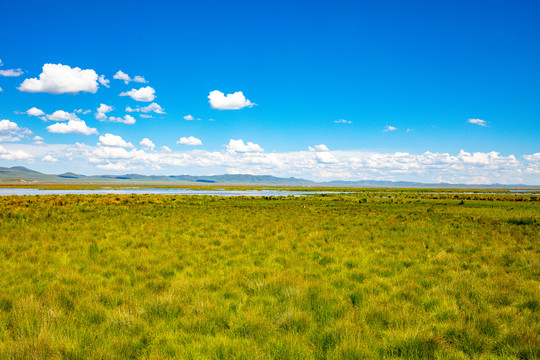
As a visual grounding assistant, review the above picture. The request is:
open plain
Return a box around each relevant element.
[0,189,538,359]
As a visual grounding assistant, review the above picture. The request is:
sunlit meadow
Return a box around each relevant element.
[0,190,538,359]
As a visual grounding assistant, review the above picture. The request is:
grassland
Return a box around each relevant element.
[0,191,538,359]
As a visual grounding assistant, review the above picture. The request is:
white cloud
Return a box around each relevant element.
[0,86,2,92]
[26,107,45,117]
[0,119,20,132]
[97,162,133,171]
[113,71,147,84]
[33,136,44,144]
[97,103,114,114]
[0,119,32,142]
[383,125,397,132]
[120,86,155,102]
[183,115,195,121]
[113,70,131,84]
[47,119,98,135]
[0,59,2,66]
[468,118,487,127]
[98,75,110,88]
[208,90,255,110]
[107,115,136,125]
[18,64,102,94]
[309,144,330,152]
[98,133,134,148]
[140,138,155,150]
[0,69,24,77]
[126,102,165,114]
[0,145,33,161]
[95,104,134,124]
[96,113,107,121]
[161,146,171,152]
[523,153,540,162]
[177,136,203,146]
[75,109,91,114]
[133,76,147,83]
[42,155,58,163]
[10,142,538,184]
[93,146,133,159]
[334,119,352,124]
[140,114,153,118]
[95,103,114,121]
[315,152,338,164]
[226,139,264,153]
[46,110,78,122]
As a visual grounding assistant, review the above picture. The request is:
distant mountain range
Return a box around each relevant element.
[0,166,538,188]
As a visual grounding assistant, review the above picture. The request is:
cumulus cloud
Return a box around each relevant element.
[140,114,153,118]
[226,139,264,153]
[97,103,114,114]
[95,103,114,121]
[140,138,155,150]
[97,162,133,171]
[383,125,397,132]
[177,136,203,146]
[0,119,32,142]
[42,154,58,163]
[93,146,133,159]
[0,119,19,132]
[26,107,45,117]
[523,153,540,175]
[133,76,147,83]
[113,70,147,84]
[0,145,33,161]
[0,68,24,77]
[75,109,91,114]
[33,136,44,144]
[183,115,195,121]
[45,110,78,122]
[98,133,134,148]
[47,119,98,135]
[107,115,136,125]
[98,75,110,88]
[208,90,255,110]
[18,64,102,94]
[120,86,155,102]
[126,102,165,114]
[309,144,330,152]
[94,104,134,124]
[523,153,540,162]
[334,119,352,124]
[468,118,487,127]
[113,71,130,84]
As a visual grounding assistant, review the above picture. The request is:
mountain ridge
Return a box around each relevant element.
[0,166,538,188]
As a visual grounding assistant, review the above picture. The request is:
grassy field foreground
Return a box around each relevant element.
[0,193,538,359]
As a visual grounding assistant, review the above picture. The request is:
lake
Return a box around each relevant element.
[0,188,338,197]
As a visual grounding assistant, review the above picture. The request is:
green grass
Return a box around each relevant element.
[0,193,538,359]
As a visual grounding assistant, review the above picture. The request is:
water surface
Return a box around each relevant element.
[0,188,336,197]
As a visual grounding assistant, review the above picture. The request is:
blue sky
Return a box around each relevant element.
[1,0,539,184]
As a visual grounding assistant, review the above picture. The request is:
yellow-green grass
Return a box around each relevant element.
[0,193,538,359]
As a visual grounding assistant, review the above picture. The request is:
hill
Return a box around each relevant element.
[0,166,538,188]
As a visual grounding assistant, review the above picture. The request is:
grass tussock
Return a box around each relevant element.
[0,192,538,359]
